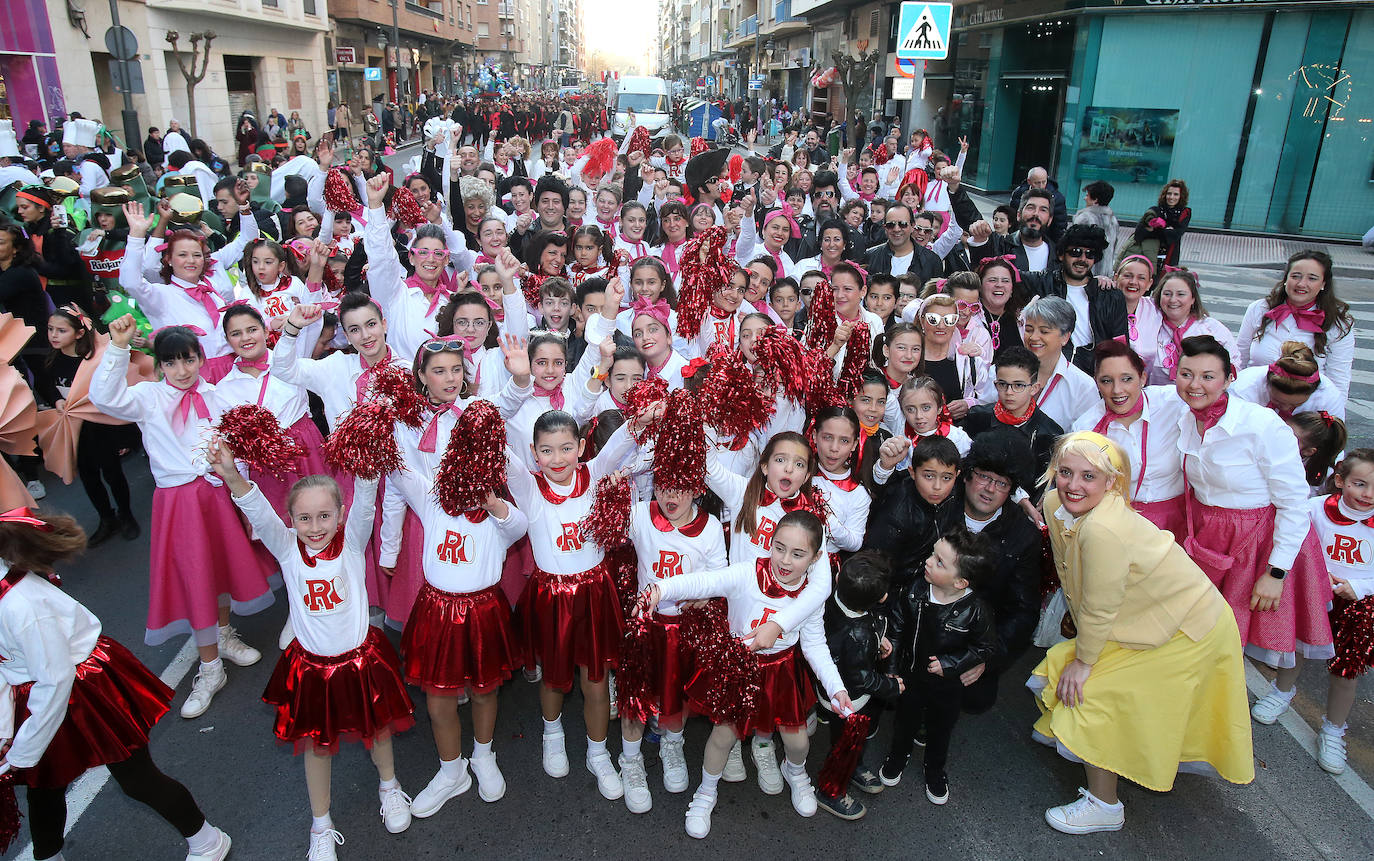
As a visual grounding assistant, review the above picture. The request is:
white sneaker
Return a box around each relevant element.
[586,751,624,800]
[781,765,817,817]
[180,664,226,719]
[378,784,412,833]
[185,825,232,861]
[659,734,689,793]
[410,762,471,818]
[722,739,746,782]
[542,728,570,778]
[470,751,507,801]
[619,753,652,813]
[1045,788,1125,834]
[278,617,295,650]
[25,480,46,501]
[684,790,717,839]
[1317,722,1348,775]
[307,828,344,861]
[1250,684,1295,725]
[752,738,783,795]
[217,625,262,667]
[523,664,542,683]
[608,672,619,720]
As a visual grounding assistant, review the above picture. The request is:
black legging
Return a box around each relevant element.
[75,422,135,519]
[25,746,205,860]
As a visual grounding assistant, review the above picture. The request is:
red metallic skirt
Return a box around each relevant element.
[401,583,518,695]
[262,627,415,755]
[12,636,173,789]
[688,644,816,738]
[517,563,624,693]
[643,612,693,719]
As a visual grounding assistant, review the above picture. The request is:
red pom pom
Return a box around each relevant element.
[388,185,425,228]
[678,601,761,725]
[675,227,735,340]
[521,271,550,311]
[323,401,404,479]
[578,472,633,550]
[323,168,360,213]
[582,137,618,186]
[0,773,22,854]
[689,137,709,158]
[803,346,846,415]
[653,389,707,494]
[627,126,652,161]
[214,404,306,476]
[728,154,743,183]
[803,277,836,352]
[835,320,871,401]
[623,377,669,442]
[816,712,872,798]
[1329,595,1374,679]
[363,363,427,430]
[752,325,809,404]
[606,543,639,620]
[433,400,507,515]
[615,605,658,725]
[318,262,344,298]
[698,349,773,445]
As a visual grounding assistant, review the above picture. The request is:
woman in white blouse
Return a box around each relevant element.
[1237,251,1354,399]
[1172,335,1333,673]
[1229,340,1345,421]
[1112,255,1161,374]
[1150,269,1235,385]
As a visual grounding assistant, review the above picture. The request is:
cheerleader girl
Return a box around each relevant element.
[207,445,414,860]
[433,252,531,399]
[506,408,654,802]
[1231,341,1345,421]
[1150,268,1235,385]
[876,322,924,431]
[736,202,800,281]
[743,258,784,324]
[689,203,717,234]
[613,258,679,340]
[682,266,752,360]
[827,263,884,365]
[591,342,647,414]
[614,202,652,263]
[90,316,275,719]
[568,225,623,287]
[119,198,259,357]
[238,237,324,336]
[771,278,804,336]
[568,188,589,227]
[0,511,232,861]
[641,510,853,838]
[1286,449,1374,775]
[810,406,873,563]
[651,202,691,283]
[1284,411,1346,495]
[34,306,140,545]
[507,331,603,469]
[944,273,994,361]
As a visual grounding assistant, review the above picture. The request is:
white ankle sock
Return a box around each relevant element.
[200,657,223,675]
[379,777,399,791]
[473,739,493,759]
[1321,716,1348,735]
[587,737,607,758]
[623,737,642,758]
[311,813,333,833]
[438,756,466,778]
[186,821,220,853]
[543,716,563,735]
[1272,682,1297,700]
[783,759,805,776]
[699,769,721,797]
[664,728,684,743]
[1084,789,1122,810]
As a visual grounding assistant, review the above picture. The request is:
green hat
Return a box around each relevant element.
[246,161,274,205]
[110,163,150,209]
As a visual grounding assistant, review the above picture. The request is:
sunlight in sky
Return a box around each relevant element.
[581,0,656,57]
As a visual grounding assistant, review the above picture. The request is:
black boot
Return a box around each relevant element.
[88,516,120,547]
[118,511,141,541]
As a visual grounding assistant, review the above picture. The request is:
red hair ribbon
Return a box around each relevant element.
[1267,362,1320,385]
[1319,410,1335,427]
[0,507,52,530]
[681,356,709,380]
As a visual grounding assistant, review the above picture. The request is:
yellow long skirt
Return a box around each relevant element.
[1028,611,1256,792]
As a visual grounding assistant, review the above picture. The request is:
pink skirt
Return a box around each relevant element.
[1184,501,1333,662]
[379,506,425,630]
[146,478,279,645]
[251,415,331,517]
[1133,495,1186,544]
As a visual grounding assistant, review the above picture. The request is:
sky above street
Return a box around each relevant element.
[582,0,655,58]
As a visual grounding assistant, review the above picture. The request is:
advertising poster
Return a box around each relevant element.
[1078,106,1178,184]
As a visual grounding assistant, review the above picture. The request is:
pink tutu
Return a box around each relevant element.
[1183,500,1333,664]
[1133,495,1186,544]
[380,506,425,630]
[146,477,279,645]
[250,415,332,517]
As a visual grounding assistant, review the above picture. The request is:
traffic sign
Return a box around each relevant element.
[104,26,138,61]
[705,76,716,87]
[364,67,383,81]
[896,3,952,61]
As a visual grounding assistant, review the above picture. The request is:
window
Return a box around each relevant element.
[262,0,277,6]
[479,22,490,37]
[304,0,317,13]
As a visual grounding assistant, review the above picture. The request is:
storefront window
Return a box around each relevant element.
[921,32,992,184]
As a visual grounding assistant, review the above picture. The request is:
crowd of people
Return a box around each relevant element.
[0,98,1367,861]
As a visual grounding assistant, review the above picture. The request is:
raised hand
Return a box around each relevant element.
[108,313,138,348]
[287,303,324,328]
[233,178,251,206]
[365,173,389,209]
[122,202,152,237]
[500,333,530,381]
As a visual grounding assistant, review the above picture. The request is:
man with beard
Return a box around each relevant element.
[1008,166,1068,242]
[863,202,944,283]
[966,188,1056,273]
[1023,223,1127,373]
[508,174,570,259]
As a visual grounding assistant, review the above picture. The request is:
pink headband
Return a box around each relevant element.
[1267,362,1320,385]
[1118,254,1156,275]
[763,203,801,239]
[152,324,208,338]
[630,296,671,330]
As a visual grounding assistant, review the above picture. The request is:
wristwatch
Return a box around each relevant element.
[1269,566,1287,581]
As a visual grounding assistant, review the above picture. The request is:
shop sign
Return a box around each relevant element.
[336,47,357,65]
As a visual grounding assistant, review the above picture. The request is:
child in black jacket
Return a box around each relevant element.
[880,526,997,806]
[816,552,904,821]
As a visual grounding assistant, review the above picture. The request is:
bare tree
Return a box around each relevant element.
[166,30,217,138]
[832,48,880,120]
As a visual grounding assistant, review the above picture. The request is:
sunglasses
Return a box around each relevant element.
[956,300,982,314]
[913,226,936,235]
[422,339,464,354]
[885,220,910,229]
[1065,247,1100,260]
[924,312,960,327]
[814,189,837,198]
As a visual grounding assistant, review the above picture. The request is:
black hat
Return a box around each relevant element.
[533,174,569,208]
[684,146,729,196]
[962,429,1034,495]
[1059,223,1108,255]
[282,175,309,210]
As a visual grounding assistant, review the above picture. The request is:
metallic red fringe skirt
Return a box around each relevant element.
[517,563,624,692]
[401,583,518,695]
[688,644,816,738]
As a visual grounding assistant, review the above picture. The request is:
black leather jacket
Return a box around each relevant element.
[864,472,963,590]
[886,582,997,678]
[822,598,901,706]
[965,500,1043,672]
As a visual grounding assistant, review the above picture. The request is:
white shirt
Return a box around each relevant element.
[1237,298,1354,399]
[814,469,872,554]
[889,250,914,277]
[1149,315,1235,386]
[0,569,103,769]
[1176,396,1312,570]
[233,480,376,657]
[1071,386,1187,503]
[1065,282,1093,349]
[505,342,602,470]
[214,364,310,428]
[1035,354,1099,431]
[271,338,411,431]
[628,502,728,616]
[1308,494,1374,599]
[1023,243,1050,273]
[1229,365,1346,421]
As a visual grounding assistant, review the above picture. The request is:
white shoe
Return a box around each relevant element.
[185,826,232,861]
[752,738,783,795]
[586,751,624,800]
[659,734,689,793]
[470,752,506,802]
[608,672,619,720]
[523,664,542,683]
[684,790,717,839]
[217,625,262,667]
[278,617,295,650]
[378,784,412,833]
[1045,788,1125,834]
[1250,684,1295,725]
[1317,721,1348,775]
[782,765,817,817]
[619,753,652,813]
[722,739,746,782]
[542,728,570,778]
[307,828,344,861]
[179,664,226,719]
[410,762,471,818]
[25,480,46,501]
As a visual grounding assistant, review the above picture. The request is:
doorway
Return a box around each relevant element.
[1011,77,1064,182]
[223,55,259,128]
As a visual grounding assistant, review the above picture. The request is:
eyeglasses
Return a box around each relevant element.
[924,312,959,327]
[412,248,450,259]
[969,470,1012,492]
[885,220,910,229]
[422,339,464,354]
[993,379,1031,392]
[452,317,490,332]
[1065,247,1099,260]
[955,300,982,314]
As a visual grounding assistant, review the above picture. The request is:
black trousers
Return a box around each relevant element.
[76,422,135,519]
[25,746,205,860]
[888,672,964,776]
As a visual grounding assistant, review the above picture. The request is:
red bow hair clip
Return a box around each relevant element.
[681,356,709,381]
[0,507,52,531]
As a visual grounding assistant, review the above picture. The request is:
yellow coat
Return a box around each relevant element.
[1044,489,1226,665]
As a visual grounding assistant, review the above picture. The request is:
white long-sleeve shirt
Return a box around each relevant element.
[0,569,103,769]
[1177,396,1312,570]
[232,479,377,657]
[233,276,327,360]
[506,337,602,470]
[814,469,871,554]
[1071,386,1187,503]
[270,336,410,431]
[1236,298,1354,400]
[628,502,727,616]
[1035,354,1099,431]
[1308,494,1374,600]
[213,364,311,428]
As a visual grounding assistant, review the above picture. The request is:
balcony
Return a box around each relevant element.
[405,0,444,19]
[497,1,514,17]
[726,14,757,48]
[761,0,807,36]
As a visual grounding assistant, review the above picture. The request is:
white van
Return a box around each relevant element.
[612,76,673,140]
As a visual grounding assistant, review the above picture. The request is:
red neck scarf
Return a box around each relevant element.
[620,231,647,260]
[298,528,346,566]
[649,501,709,537]
[755,556,806,597]
[661,240,682,277]
[1264,300,1325,334]
[419,401,463,453]
[994,401,1036,427]
[1190,392,1229,437]
[820,468,860,492]
[534,464,590,503]
[1092,395,1144,433]
[905,408,952,443]
[531,381,565,410]
[169,379,211,432]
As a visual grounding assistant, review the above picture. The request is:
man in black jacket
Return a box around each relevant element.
[1008,167,1068,242]
[863,202,944,284]
[966,187,1057,273]
[1026,223,1128,372]
[953,431,1043,714]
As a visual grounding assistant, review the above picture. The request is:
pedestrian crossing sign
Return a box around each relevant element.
[897,3,952,61]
